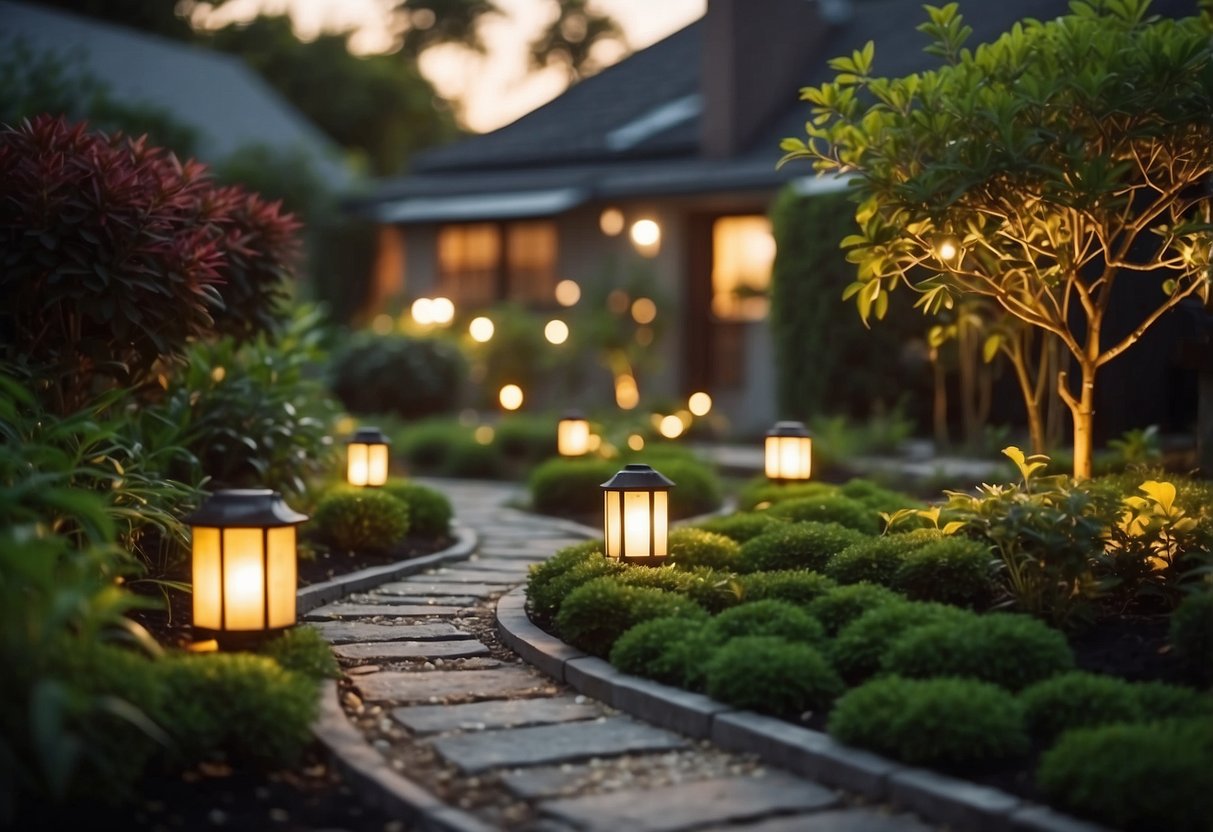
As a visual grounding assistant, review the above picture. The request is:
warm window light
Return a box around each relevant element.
[557,410,591,457]
[659,414,684,439]
[469,316,495,342]
[628,434,645,451]
[765,421,813,482]
[545,319,570,345]
[347,427,391,487]
[411,297,435,325]
[630,219,661,255]
[688,391,712,416]
[555,279,581,307]
[499,384,524,411]
[602,463,675,566]
[599,207,625,236]
[430,296,455,325]
[631,297,657,325]
[615,374,640,409]
[185,490,307,649]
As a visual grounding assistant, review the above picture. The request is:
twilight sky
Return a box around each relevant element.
[200,0,706,133]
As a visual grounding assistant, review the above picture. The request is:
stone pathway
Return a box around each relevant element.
[311,480,935,831]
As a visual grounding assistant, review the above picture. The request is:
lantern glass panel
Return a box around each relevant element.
[766,435,812,480]
[604,491,622,558]
[222,528,265,631]
[267,526,297,628]
[348,443,369,486]
[623,490,652,556]
[367,443,390,486]
[192,526,222,631]
[652,490,668,556]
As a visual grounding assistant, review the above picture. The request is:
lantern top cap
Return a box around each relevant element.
[767,420,811,438]
[559,409,588,421]
[184,489,308,527]
[601,463,675,490]
[348,426,390,445]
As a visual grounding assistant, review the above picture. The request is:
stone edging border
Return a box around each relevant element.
[494,586,1109,832]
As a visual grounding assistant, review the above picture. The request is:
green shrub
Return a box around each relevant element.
[615,565,739,613]
[494,415,556,462]
[651,458,723,518]
[530,458,616,516]
[708,600,826,647]
[158,652,317,766]
[829,676,1028,766]
[705,637,843,717]
[1020,672,1144,742]
[767,494,880,534]
[839,479,922,514]
[259,627,340,681]
[440,438,505,479]
[609,617,719,689]
[1170,592,1213,686]
[882,613,1074,691]
[312,488,410,553]
[527,552,621,625]
[738,522,867,573]
[329,332,465,420]
[825,534,935,586]
[668,527,740,571]
[832,601,974,682]
[893,537,993,606]
[1131,681,1213,719]
[737,479,834,511]
[805,583,904,635]
[555,576,706,657]
[737,569,837,607]
[397,419,466,470]
[1037,719,1213,832]
[695,512,780,542]
[380,480,453,538]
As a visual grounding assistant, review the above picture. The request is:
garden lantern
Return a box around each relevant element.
[765,421,812,483]
[601,463,674,566]
[557,410,590,457]
[185,490,308,649]
[347,426,390,487]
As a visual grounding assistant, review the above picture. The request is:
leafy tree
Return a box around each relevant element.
[397,0,504,56]
[529,0,628,83]
[781,0,1213,479]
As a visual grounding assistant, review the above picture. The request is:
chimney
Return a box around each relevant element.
[701,0,829,159]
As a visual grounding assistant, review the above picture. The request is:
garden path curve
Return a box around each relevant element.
[309,479,937,832]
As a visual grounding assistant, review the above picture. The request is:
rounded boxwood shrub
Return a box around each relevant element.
[1020,672,1144,742]
[668,527,741,571]
[767,494,880,534]
[380,480,453,538]
[312,488,410,553]
[737,480,833,511]
[330,334,465,419]
[707,600,826,647]
[609,617,719,689]
[258,627,340,681]
[737,569,836,606]
[494,415,557,462]
[527,554,623,626]
[705,636,843,717]
[1037,719,1213,832]
[738,522,867,573]
[828,676,1028,766]
[530,457,616,516]
[825,534,931,586]
[805,582,904,635]
[653,458,724,518]
[676,566,742,613]
[397,419,464,470]
[695,512,780,543]
[839,479,921,514]
[882,612,1074,691]
[441,437,505,478]
[1170,592,1213,686]
[1131,680,1213,719]
[555,576,706,657]
[893,537,993,606]
[832,601,974,682]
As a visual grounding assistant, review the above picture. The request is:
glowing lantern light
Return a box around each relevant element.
[615,374,640,410]
[599,207,625,236]
[346,426,391,487]
[411,298,435,325]
[630,219,661,252]
[688,391,712,416]
[430,296,455,325]
[627,434,645,451]
[499,384,524,411]
[555,279,581,306]
[469,316,495,342]
[659,414,684,439]
[765,421,813,483]
[935,236,962,265]
[557,410,591,457]
[601,464,675,566]
[474,425,495,445]
[545,319,570,345]
[631,297,657,325]
[186,490,307,649]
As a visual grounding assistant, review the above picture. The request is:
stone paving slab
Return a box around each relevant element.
[430,716,689,774]
[304,603,466,620]
[391,695,602,736]
[354,666,553,703]
[359,593,481,607]
[476,548,558,560]
[463,558,541,573]
[308,621,472,644]
[332,639,491,662]
[539,773,839,832]
[698,809,931,832]
[379,581,508,597]
[497,766,586,800]
[412,570,523,584]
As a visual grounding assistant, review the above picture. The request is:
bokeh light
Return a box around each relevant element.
[615,374,639,410]
[372,313,394,334]
[630,218,661,248]
[587,434,602,452]
[599,207,625,236]
[544,319,570,345]
[628,434,645,451]
[499,384,524,411]
[607,290,630,314]
[431,296,455,324]
[631,297,657,325]
[411,298,434,325]
[659,414,684,439]
[469,316,495,342]
[555,279,581,307]
[474,425,495,445]
[688,391,712,416]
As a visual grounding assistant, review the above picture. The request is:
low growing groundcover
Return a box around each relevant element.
[525,476,1213,831]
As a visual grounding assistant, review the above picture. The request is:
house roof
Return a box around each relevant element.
[361,0,1193,223]
[0,1,354,188]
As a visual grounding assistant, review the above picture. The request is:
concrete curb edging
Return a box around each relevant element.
[297,525,478,615]
[312,680,496,832]
[494,586,1111,832]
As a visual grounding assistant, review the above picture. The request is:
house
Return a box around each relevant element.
[0,1,352,189]
[350,0,1198,437]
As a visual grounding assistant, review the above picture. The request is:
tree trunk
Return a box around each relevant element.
[932,350,949,449]
[1061,362,1098,480]
[1008,346,1046,454]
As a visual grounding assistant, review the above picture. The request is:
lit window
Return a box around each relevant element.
[711,216,775,321]
[507,221,558,304]
[438,224,499,306]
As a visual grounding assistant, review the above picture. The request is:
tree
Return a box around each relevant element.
[781,0,1212,479]
[529,0,627,83]
[396,0,504,56]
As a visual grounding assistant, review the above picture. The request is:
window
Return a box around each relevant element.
[711,216,775,321]
[435,221,558,308]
